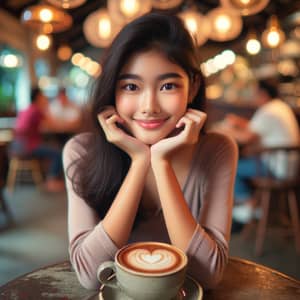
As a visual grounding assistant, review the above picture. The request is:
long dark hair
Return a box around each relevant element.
[67,13,206,219]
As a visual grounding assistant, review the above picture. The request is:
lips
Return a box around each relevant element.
[135,118,167,129]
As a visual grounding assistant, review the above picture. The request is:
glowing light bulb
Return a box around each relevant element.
[39,8,53,22]
[267,30,280,47]
[98,18,112,39]
[120,0,140,17]
[36,34,51,50]
[215,15,231,33]
[3,54,19,68]
[262,15,285,48]
[240,0,251,4]
[246,38,261,55]
[186,17,197,34]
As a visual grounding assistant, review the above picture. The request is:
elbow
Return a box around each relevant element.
[70,249,101,291]
[187,250,228,290]
[199,271,224,290]
[188,263,225,290]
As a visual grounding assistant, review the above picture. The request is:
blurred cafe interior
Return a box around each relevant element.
[0,0,300,288]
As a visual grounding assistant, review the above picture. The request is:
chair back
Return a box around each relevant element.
[250,145,300,188]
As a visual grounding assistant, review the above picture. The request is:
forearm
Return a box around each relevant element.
[186,226,229,289]
[151,159,197,251]
[102,158,150,247]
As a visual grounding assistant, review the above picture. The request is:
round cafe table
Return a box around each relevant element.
[0,257,299,299]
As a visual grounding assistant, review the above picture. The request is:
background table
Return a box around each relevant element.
[0,257,299,299]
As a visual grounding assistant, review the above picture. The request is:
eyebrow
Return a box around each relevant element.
[117,72,183,81]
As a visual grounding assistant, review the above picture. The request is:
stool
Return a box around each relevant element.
[6,156,44,193]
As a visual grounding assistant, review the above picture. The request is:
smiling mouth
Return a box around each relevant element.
[135,119,168,129]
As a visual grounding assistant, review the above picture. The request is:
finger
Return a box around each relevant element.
[185,112,207,131]
[185,112,201,123]
[98,108,116,121]
[186,109,207,122]
[106,114,124,125]
[176,117,185,128]
[176,115,193,130]
[176,111,203,128]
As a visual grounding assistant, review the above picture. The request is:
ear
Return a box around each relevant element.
[188,75,201,103]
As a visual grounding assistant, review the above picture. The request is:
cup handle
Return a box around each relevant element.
[97,261,118,290]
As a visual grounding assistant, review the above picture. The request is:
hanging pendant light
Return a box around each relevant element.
[46,0,87,9]
[262,15,285,48]
[207,7,242,42]
[178,10,211,46]
[152,0,183,10]
[21,4,72,33]
[108,0,152,25]
[83,9,121,48]
[245,31,261,55]
[221,0,270,16]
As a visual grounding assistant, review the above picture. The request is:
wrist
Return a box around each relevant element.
[131,153,151,168]
[151,156,170,169]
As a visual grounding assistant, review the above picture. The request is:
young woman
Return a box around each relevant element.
[63,13,238,290]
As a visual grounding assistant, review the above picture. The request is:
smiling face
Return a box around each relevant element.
[115,49,191,145]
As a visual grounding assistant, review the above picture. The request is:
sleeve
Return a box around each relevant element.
[63,135,118,290]
[185,134,238,289]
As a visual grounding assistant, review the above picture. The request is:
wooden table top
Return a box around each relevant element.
[0,257,299,299]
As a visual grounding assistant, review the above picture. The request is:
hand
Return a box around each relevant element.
[98,106,150,162]
[225,114,248,129]
[151,109,207,161]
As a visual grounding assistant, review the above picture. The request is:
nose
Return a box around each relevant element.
[140,89,160,114]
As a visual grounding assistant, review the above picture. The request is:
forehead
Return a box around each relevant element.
[119,49,187,77]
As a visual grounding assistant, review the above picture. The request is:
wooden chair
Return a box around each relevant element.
[6,154,44,193]
[242,145,300,256]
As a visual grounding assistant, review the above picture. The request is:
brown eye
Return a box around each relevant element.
[124,83,138,91]
[161,83,177,91]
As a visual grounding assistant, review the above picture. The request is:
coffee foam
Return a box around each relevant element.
[117,243,186,275]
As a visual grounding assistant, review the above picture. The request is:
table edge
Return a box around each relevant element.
[229,256,300,283]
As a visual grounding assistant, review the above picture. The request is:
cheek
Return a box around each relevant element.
[115,96,135,117]
[162,94,188,115]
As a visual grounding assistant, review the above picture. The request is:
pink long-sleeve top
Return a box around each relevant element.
[14,104,44,152]
[63,131,238,290]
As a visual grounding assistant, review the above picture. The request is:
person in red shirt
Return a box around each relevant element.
[11,87,64,192]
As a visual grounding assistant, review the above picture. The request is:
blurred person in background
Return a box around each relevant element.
[49,87,82,131]
[214,80,300,231]
[10,87,64,192]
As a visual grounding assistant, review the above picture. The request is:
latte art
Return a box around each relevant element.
[117,243,186,275]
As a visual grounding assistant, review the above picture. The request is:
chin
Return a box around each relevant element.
[136,133,169,146]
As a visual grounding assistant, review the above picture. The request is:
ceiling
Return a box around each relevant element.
[1,0,300,55]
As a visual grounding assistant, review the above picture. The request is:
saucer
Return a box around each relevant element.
[95,275,203,300]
